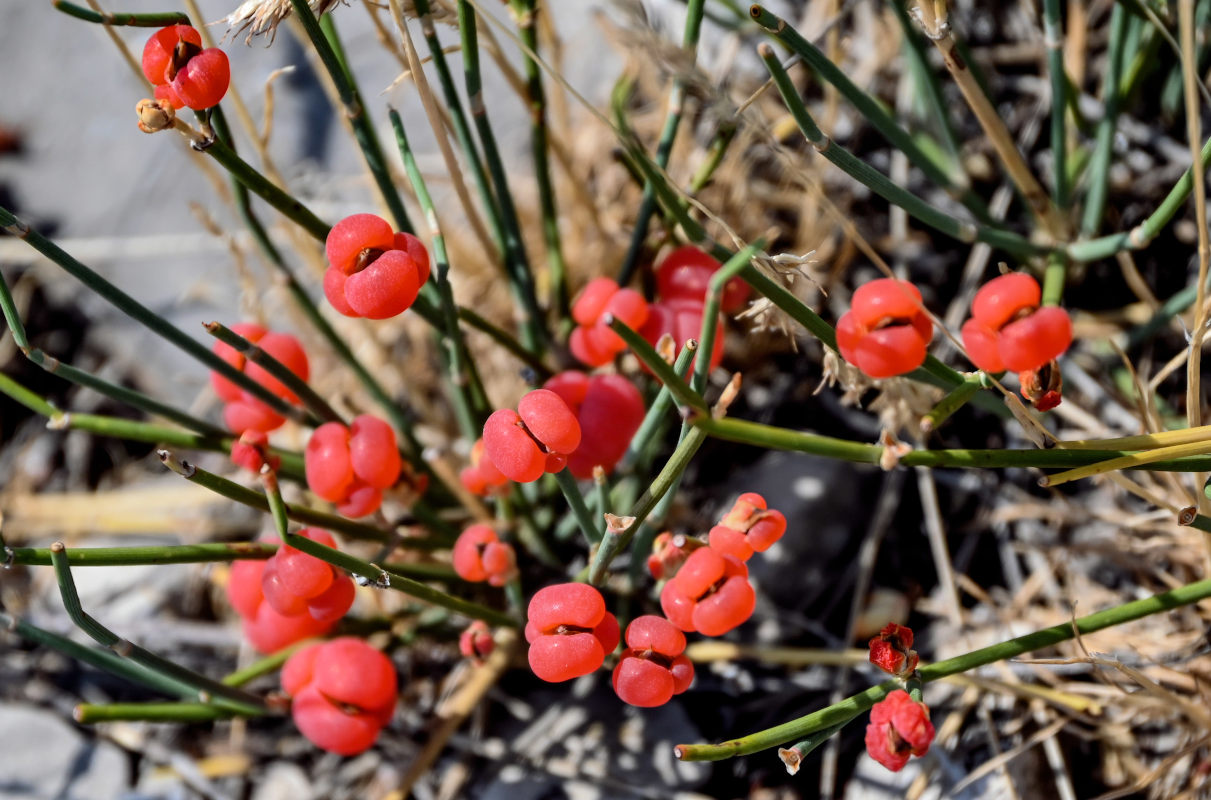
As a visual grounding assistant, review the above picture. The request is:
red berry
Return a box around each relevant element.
[568,278,649,367]
[452,524,517,586]
[639,298,725,373]
[543,372,645,479]
[717,492,787,553]
[656,245,750,313]
[864,690,934,772]
[526,583,617,682]
[171,47,229,110]
[962,273,1072,373]
[230,430,280,474]
[226,559,336,653]
[459,621,495,663]
[482,390,581,484]
[612,615,694,707]
[707,525,753,562]
[210,323,309,435]
[459,438,510,496]
[259,529,354,623]
[323,215,430,319]
[210,322,267,404]
[659,547,755,636]
[283,637,398,755]
[305,416,399,517]
[141,25,202,85]
[835,279,933,379]
[646,531,703,581]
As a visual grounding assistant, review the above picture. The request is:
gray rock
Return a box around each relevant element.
[0,703,128,800]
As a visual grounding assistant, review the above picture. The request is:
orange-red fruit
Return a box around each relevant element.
[283,637,398,756]
[659,547,755,636]
[452,524,517,587]
[226,559,336,654]
[717,492,787,553]
[868,622,919,678]
[230,430,280,474]
[260,529,354,624]
[526,583,619,682]
[835,279,933,379]
[961,273,1072,373]
[864,690,935,772]
[612,615,694,707]
[542,372,645,479]
[171,47,229,110]
[305,416,401,518]
[482,390,581,484]
[141,26,228,110]
[323,215,431,319]
[655,245,750,313]
[459,438,510,496]
[459,621,495,663]
[210,323,309,435]
[569,278,650,367]
[646,531,703,581]
[141,25,202,85]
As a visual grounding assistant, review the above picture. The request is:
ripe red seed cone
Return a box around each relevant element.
[141,25,202,85]
[613,654,675,707]
[517,389,581,455]
[483,408,546,483]
[171,47,230,110]
[343,250,422,319]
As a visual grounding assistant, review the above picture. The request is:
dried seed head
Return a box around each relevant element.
[135,98,175,133]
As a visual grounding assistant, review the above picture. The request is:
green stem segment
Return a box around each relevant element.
[74,703,238,724]
[676,577,1211,760]
[553,468,600,548]
[1042,0,1069,209]
[52,2,188,26]
[9,542,276,567]
[1080,3,1128,236]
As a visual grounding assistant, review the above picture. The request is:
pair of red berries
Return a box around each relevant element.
[542,371,645,479]
[141,25,230,111]
[210,323,310,435]
[281,637,398,755]
[525,583,620,683]
[836,279,934,379]
[482,389,581,483]
[451,524,518,586]
[305,415,402,518]
[706,492,788,562]
[613,615,695,707]
[659,546,756,636]
[961,273,1072,373]
[569,278,650,367]
[324,214,431,320]
[226,533,352,654]
[641,246,750,373]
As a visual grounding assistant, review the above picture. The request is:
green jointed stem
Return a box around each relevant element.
[74,703,236,724]
[52,2,188,26]
[606,317,709,413]
[199,139,329,242]
[758,47,1042,260]
[289,2,412,234]
[688,120,739,194]
[9,543,276,568]
[509,0,569,318]
[1042,0,1069,209]
[676,577,1211,760]
[457,0,546,351]
[0,207,309,424]
[692,242,762,393]
[457,306,554,381]
[622,341,698,470]
[1,611,206,702]
[0,269,230,439]
[1041,251,1068,307]
[222,640,313,687]
[920,373,986,432]
[1080,3,1129,236]
[389,108,487,440]
[617,0,706,286]
[586,425,708,584]
[204,322,337,425]
[48,544,268,716]
[281,531,517,628]
[752,5,989,221]
[553,468,601,548]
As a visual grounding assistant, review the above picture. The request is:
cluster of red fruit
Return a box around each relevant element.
[226,529,354,654]
[568,247,749,370]
[836,274,1073,408]
[324,214,431,319]
[210,323,309,436]
[141,25,230,111]
[864,624,935,772]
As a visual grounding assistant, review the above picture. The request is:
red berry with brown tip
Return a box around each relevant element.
[305,416,401,518]
[452,524,517,587]
[526,583,618,682]
[323,214,430,319]
[282,637,398,755]
[569,278,650,367]
[836,279,933,379]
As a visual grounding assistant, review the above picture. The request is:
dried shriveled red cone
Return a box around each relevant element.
[865,690,935,772]
[868,623,919,678]
[323,214,431,319]
[612,615,694,707]
[835,279,933,379]
[1019,360,1063,412]
[226,559,336,653]
[543,371,646,479]
[452,524,517,587]
[525,583,619,682]
[961,272,1073,373]
[659,547,755,636]
[282,637,398,756]
[569,278,650,367]
[655,245,750,313]
[482,389,581,483]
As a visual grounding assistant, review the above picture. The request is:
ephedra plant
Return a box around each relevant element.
[5,0,1211,794]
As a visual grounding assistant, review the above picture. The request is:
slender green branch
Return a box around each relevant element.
[758,45,1042,259]
[692,242,762,393]
[49,543,267,716]
[1042,0,1069,209]
[457,306,553,381]
[752,4,990,221]
[622,341,698,470]
[74,702,237,724]
[1041,250,1068,307]
[0,207,309,424]
[290,2,413,233]
[920,373,987,433]
[617,0,707,286]
[222,640,313,687]
[9,542,276,567]
[199,139,330,241]
[52,2,188,26]
[605,316,708,413]
[1080,3,1129,235]
[204,322,337,425]
[676,577,1211,760]
[281,530,517,628]
[553,468,600,548]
